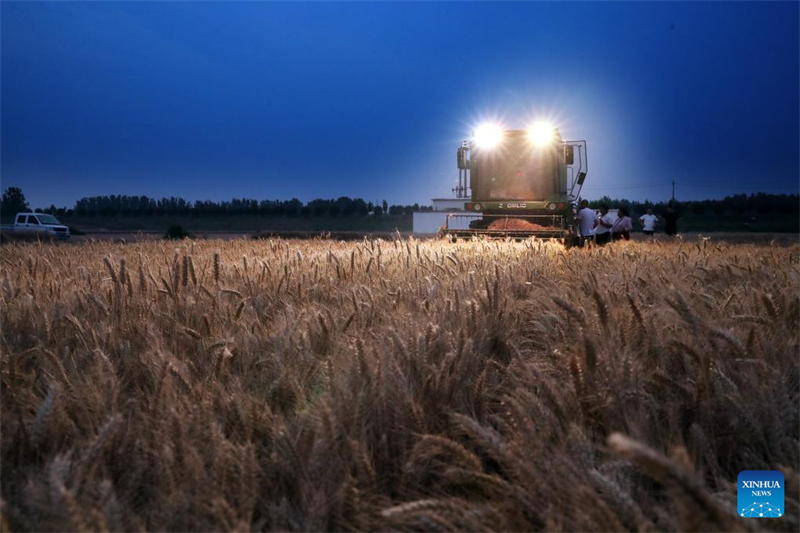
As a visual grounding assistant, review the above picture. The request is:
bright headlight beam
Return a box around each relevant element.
[528,121,555,147]
[473,123,503,149]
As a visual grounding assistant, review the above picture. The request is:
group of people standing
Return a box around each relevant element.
[575,200,680,247]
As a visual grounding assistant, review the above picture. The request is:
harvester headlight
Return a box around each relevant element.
[474,124,503,149]
[547,203,557,211]
[528,121,555,147]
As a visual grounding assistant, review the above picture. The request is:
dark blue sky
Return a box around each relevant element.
[2,1,798,208]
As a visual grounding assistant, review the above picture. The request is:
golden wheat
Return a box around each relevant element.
[0,236,798,531]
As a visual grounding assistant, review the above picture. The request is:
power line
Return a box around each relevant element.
[583,182,797,191]
[675,183,798,190]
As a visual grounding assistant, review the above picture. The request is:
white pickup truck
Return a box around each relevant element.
[1,213,71,241]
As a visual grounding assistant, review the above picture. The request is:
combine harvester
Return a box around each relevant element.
[444,122,587,242]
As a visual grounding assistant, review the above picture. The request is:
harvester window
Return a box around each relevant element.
[564,145,574,165]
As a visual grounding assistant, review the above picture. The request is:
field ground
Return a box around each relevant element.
[3,210,795,236]
[1,237,798,531]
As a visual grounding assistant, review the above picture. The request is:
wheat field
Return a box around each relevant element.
[1,237,798,532]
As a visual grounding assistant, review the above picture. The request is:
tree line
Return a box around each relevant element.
[2,190,434,218]
[2,187,797,220]
[587,193,798,217]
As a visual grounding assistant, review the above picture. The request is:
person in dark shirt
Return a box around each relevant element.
[661,204,680,236]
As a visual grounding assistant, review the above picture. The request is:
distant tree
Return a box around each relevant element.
[373,206,383,216]
[337,197,356,217]
[286,198,303,214]
[2,187,30,216]
[307,199,331,217]
[777,196,798,214]
[382,200,388,213]
[754,193,773,214]
[335,196,353,214]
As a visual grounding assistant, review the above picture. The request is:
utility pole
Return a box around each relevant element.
[671,179,675,203]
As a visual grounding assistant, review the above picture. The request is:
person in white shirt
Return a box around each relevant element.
[639,208,658,236]
[594,204,615,246]
[575,200,596,247]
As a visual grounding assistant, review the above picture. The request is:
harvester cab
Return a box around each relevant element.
[446,122,587,241]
